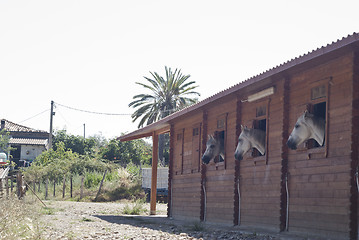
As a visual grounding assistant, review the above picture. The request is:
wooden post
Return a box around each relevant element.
[16,172,23,199]
[62,175,66,198]
[0,179,3,197]
[150,132,158,215]
[53,179,56,197]
[95,169,107,201]
[5,177,9,197]
[10,175,13,192]
[70,176,73,198]
[80,176,84,199]
[45,177,48,199]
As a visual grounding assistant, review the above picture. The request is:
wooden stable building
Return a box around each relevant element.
[119,33,359,239]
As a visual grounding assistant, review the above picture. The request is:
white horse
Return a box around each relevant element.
[234,125,266,161]
[287,111,325,150]
[202,133,225,164]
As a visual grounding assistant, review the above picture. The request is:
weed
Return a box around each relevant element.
[0,194,44,239]
[41,207,56,215]
[122,198,147,215]
[81,217,94,222]
[189,222,205,231]
[65,231,76,240]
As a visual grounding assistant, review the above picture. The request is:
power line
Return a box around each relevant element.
[54,102,132,116]
[19,109,50,123]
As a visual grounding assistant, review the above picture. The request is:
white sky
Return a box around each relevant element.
[1,0,358,139]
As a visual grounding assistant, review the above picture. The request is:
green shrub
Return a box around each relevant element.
[84,172,102,188]
[122,199,147,215]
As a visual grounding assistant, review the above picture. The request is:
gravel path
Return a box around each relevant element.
[38,201,296,240]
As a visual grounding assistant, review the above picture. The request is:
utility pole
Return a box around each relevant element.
[49,101,55,149]
[83,123,86,139]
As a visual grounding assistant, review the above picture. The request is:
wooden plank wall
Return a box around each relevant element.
[171,113,203,221]
[350,50,359,239]
[168,49,357,239]
[202,98,237,224]
[287,53,354,239]
[238,80,284,230]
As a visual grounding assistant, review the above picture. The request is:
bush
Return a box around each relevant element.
[122,199,147,215]
[84,172,103,188]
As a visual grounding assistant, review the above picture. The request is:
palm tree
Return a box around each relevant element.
[129,66,200,128]
[129,66,200,166]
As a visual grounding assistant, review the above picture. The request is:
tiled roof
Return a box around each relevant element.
[119,32,359,141]
[0,119,47,133]
[9,138,48,146]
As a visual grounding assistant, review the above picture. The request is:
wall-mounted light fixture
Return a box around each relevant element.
[246,87,275,102]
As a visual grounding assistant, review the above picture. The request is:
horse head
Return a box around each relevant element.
[287,111,325,150]
[235,125,266,161]
[202,133,224,164]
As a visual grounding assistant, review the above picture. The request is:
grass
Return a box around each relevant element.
[122,199,147,215]
[41,206,56,215]
[24,168,146,202]
[0,194,45,240]
[188,221,205,232]
[81,217,94,222]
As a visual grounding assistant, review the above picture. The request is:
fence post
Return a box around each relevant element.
[5,177,9,197]
[45,177,48,200]
[10,175,13,192]
[95,169,107,201]
[53,180,56,197]
[16,172,23,199]
[0,179,3,198]
[62,175,66,198]
[70,176,73,198]
[80,176,84,199]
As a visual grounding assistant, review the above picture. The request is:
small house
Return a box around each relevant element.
[1,119,49,167]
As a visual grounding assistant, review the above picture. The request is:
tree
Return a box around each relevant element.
[99,138,152,167]
[129,66,200,127]
[0,129,14,154]
[129,66,200,165]
[52,129,98,156]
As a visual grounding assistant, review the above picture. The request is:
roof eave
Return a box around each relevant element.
[119,33,359,142]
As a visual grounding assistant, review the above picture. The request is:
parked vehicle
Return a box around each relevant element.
[0,152,8,166]
[142,167,168,202]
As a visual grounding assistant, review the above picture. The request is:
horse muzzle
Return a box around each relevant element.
[202,155,211,164]
[234,152,243,161]
[287,138,297,150]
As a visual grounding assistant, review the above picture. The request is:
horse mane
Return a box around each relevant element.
[241,126,266,155]
[303,111,325,146]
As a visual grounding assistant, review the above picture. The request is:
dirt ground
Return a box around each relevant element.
[37,200,300,240]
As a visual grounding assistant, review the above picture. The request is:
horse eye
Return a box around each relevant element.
[210,145,215,149]
[295,124,300,129]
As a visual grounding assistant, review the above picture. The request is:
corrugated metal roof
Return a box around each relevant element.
[9,138,48,146]
[119,32,359,141]
[0,119,47,133]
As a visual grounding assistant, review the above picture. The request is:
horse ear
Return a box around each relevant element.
[241,125,244,131]
[304,110,314,118]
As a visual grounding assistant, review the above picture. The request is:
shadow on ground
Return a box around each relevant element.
[93,214,286,240]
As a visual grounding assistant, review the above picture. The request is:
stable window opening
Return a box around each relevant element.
[306,101,326,149]
[251,118,266,158]
[214,130,225,163]
[214,114,228,165]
